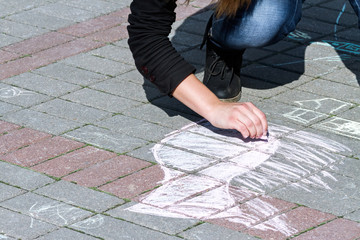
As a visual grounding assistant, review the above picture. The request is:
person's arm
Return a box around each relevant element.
[172,74,268,139]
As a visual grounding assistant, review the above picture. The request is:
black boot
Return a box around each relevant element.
[201,15,244,102]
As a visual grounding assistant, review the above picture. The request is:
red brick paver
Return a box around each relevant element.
[0,50,20,64]
[2,136,84,167]
[99,165,180,199]
[246,207,336,240]
[63,156,151,187]
[86,25,128,43]
[32,146,117,177]
[0,128,51,155]
[0,121,20,135]
[293,218,360,240]
[3,32,75,55]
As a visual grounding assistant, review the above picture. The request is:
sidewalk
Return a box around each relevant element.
[1,0,360,239]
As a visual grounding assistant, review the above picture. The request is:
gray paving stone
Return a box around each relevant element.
[71,215,181,240]
[37,228,98,240]
[180,48,205,66]
[0,19,48,39]
[106,202,200,235]
[4,73,81,97]
[0,183,26,202]
[61,53,135,77]
[241,63,305,88]
[170,31,203,48]
[116,69,152,86]
[0,234,16,239]
[296,79,360,104]
[172,18,208,37]
[0,34,21,48]
[3,109,82,135]
[270,89,354,114]
[60,0,125,14]
[0,83,51,108]
[34,63,108,86]
[179,222,258,240]
[0,161,54,190]
[270,180,360,216]
[90,45,135,65]
[345,210,360,222]
[241,77,288,99]
[122,103,201,130]
[61,88,141,113]
[299,127,358,157]
[126,143,157,163]
[320,0,356,13]
[262,40,299,53]
[297,17,345,35]
[0,102,21,116]
[90,78,163,102]
[34,181,123,212]
[302,6,358,27]
[313,116,360,141]
[0,192,93,226]
[329,158,360,181]
[31,99,111,124]
[337,106,360,122]
[0,207,57,239]
[141,96,198,118]
[336,28,360,43]
[112,39,130,48]
[253,100,329,126]
[321,68,360,87]
[96,114,173,141]
[63,125,148,153]
[6,9,75,30]
[35,2,97,22]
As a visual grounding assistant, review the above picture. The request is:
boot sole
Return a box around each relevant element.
[219,91,242,103]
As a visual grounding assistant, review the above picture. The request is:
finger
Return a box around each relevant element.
[234,109,258,138]
[232,118,250,139]
[245,102,268,137]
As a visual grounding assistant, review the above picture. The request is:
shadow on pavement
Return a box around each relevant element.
[143,3,360,119]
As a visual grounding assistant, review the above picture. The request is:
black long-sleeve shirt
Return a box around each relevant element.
[127,0,196,95]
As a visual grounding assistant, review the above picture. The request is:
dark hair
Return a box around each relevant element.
[185,0,252,17]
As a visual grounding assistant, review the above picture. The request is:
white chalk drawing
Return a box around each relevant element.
[283,98,353,125]
[0,235,8,239]
[0,87,33,98]
[315,117,360,140]
[283,108,326,124]
[294,98,353,114]
[126,120,350,235]
[283,98,360,140]
[29,202,86,227]
[72,215,104,230]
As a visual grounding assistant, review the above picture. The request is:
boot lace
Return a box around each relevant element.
[208,56,234,81]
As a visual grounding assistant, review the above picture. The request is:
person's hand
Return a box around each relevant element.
[207,101,268,139]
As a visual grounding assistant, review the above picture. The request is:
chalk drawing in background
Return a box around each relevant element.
[287,30,312,41]
[126,119,350,235]
[71,215,104,230]
[283,98,360,140]
[29,202,87,228]
[0,87,33,98]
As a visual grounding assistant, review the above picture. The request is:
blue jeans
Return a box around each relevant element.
[211,0,360,50]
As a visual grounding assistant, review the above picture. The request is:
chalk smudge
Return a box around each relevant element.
[72,215,104,230]
[287,30,312,41]
[29,202,86,227]
[0,87,33,99]
[126,120,350,235]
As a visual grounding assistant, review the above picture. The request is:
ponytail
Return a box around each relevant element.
[184,0,252,17]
